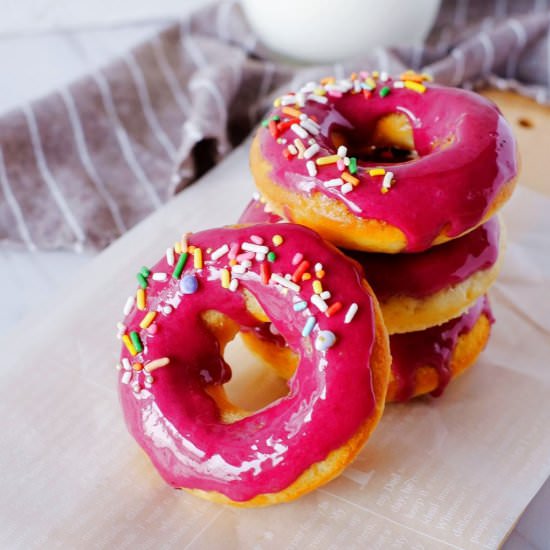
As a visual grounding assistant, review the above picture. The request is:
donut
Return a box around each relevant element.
[250,70,518,253]
[239,196,504,333]
[241,295,493,403]
[116,223,390,506]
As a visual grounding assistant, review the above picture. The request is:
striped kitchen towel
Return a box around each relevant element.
[1,0,549,251]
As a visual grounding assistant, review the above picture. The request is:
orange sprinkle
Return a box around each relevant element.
[316,269,325,279]
[292,260,310,283]
[260,262,271,284]
[229,259,237,266]
[320,76,336,85]
[342,172,360,186]
[326,302,343,317]
[132,362,143,371]
[282,106,302,118]
[301,273,312,281]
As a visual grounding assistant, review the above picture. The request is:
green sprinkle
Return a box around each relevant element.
[137,273,148,289]
[261,119,269,127]
[349,157,357,174]
[379,86,391,98]
[272,115,280,122]
[130,331,143,353]
[172,252,188,279]
[267,251,277,262]
[140,266,150,277]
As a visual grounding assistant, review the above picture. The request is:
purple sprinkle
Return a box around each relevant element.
[180,274,198,294]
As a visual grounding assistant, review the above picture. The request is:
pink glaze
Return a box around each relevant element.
[239,198,500,301]
[118,223,380,502]
[257,76,517,252]
[390,295,494,401]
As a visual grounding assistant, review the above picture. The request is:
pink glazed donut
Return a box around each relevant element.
[250,71,518,253]
[116,223,390,506]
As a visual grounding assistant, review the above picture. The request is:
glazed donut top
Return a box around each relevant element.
[256,71,517,251]
[117,223,382,501]
[239,197,500,301]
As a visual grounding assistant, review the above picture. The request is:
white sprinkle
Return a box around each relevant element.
[393,81,405,89]
[324,178,344,188]
[241,260,252,269]
[123,296,135,315]
[341,183,353,194]
[229,279,239,292]
[337,145,348,158]
[320,290,331,300]
[250,235,264,245]
[163,305,173,315]
[300,81,317,93]
[314,330,337,351]
[280,95,297,106]
[166,247,175,266]
[295,92,306,107]
[145,375,154,385]
[242,242,269,254]
[304,143,320,159]
[231,264,247,274]
[288,144,298,155]
[210,243,229,261]
[152,272,167,282]
[314,262,323,272]
[256,252,266,262]
[270,273,300,292]
[380,71,389,82]
[291,123,308,139]
[307,94,328,104]
[345,303,359,324]
[344,157,350,166]
[300,119,320,135]
[311,294,328,312]
[121,371,132,385]
[382,171,395,189]
[122,358,132,370]
[306,160,317,177]
[132,382,141,393]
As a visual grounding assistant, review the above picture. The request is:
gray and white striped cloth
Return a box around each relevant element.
[1,0,550,251]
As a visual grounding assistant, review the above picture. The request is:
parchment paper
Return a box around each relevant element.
[1,143,549,549]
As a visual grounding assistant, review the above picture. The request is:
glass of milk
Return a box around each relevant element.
[241,0,441,63]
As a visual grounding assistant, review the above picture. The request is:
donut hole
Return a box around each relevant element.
[330,112,419,164]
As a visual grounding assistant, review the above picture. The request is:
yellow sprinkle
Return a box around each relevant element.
[372,71,379,78]
[342,172,360,186]
[132,362,143,371]
[302,273,312,281]
[221,268,231,289]
[365,77,376,89]
[122,334,137,356]
[145,357,171,372]
[194,248,203,269]
[174,241,182,254]
[316,269,325,279]
[404,80,426,93]
[369,168,386,177]
[316,155,340,166]
[136,288,146,311]
[273,98,281,107]
[381,187,389,194]
[139,311,157,329]
[314,88,327,96]
[282,106,301,118]
[313,280,323,294]
[272,234,283,246]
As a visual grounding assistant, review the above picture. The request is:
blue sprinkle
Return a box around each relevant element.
[293,301,308,312]
[302,316,316,337]
[180,274,198,294]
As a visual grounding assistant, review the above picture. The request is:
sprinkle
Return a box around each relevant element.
[341,183,353,194]
[379,86,391,97]
[326,301,343,317]
[256,252,266,262]
[144,357,170,372]
[380,71,389,82]
[292,260,310,283]
[231,264,247,275]
[342,172,359,186]
[270,273,300,292]
[221,268,231,289]
[260,262,271,284]
[312,280,323,294]
[311,294,328,312]
[308,94,328,104]
[144,374,154,385]
[250,235,264,245]
[291,124,308,139]
[147,324,158,335]
[136,288,146,311]
[180,274,199,294]
[306,160,317,177]
[211,244,229,261]
[163,305,173,315]
[292,252,303,265]
[137,272,148,289]
[116,322,126,339]
[302,316,316,337]
[365,77,376,90]
[302,273,312,281]
[369,168,386,177]
[268,119,279,138]
[300,118,320,135]
[122,334,137,356]
[241,242,268,255]
[121,371,132,385]
[293,138,306,157]
[130,331,143,353]
[324,178,344,188]
[314,262,323,272]
[320,290,331,300]
[172,252,189,279]
[404,80,426,93]
[282,106,302,118]
[180,233,189,253]
[140,266,150,277]
[382,171,395,191]
[132,382,141,393]
[293,301,308,311]
[174,241,182,254]
[228,242,240,259]
[123,296,135,315]
[122,358,132,370]
[140,311,157,329]
[316,154,340,166]
[393,81,405,89]
[315,330,336,351]
[152,272,167,282]
[267,251,276,262]
[349,157,358,174]
[166,248,175,266]
[132,362,143,371]
[272,234,283,246]
[337,159,345,171]
[237,252,255,263]
[337,145,348,158]
[193,248,203,269]
[229,278,239,292]
[316,269,325,279]
[345,303,359,324]
[304,143,320,159]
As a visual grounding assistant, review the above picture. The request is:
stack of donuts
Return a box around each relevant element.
[115,71,517,506]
